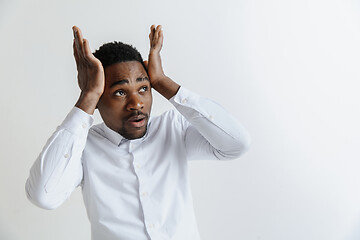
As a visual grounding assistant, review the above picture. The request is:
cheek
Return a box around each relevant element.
[99,98,125,115]
[144,94,153,109]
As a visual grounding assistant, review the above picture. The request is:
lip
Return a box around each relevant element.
[127,115,146,122]
[127,115,146,128]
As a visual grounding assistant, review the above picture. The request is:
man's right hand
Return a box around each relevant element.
[73,26,105,114]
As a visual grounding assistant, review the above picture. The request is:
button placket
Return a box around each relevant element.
[133,145,153,233]
[132,148,146,193]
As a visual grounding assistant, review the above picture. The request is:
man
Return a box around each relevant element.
[26,25,251,240]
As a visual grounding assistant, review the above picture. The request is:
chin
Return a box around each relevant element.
[121,127,147,140]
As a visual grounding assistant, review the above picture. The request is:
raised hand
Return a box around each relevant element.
[146,25,166,85]
[72,26,105,114]
[146,25,180,99]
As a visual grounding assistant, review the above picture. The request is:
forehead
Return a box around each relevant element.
[104,61,147,84]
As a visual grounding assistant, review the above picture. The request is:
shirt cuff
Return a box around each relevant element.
[60,107,94,137]
[169,86,246,141]
[169,86,211,119]
[169,86,200,105]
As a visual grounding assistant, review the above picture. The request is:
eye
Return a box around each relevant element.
[139,86,148,93]
[114,90,125,96]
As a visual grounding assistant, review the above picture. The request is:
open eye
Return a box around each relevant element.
[114,90,125,96]
[139,86,148,93]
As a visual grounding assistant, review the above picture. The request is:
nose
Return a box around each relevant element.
[126,94,144,111]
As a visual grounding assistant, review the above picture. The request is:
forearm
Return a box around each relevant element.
[25,108,92,209]
[170,87,251,159]
[185,115,251,159]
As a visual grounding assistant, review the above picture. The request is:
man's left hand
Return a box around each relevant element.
[144,25,180,100]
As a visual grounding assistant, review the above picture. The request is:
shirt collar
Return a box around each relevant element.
[101,123,125,146]
[100,118,151,146]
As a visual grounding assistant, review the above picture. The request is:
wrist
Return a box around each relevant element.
[75,91,102,114]
[150,75,168,88]
[151,76,180,100]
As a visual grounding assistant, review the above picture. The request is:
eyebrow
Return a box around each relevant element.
[110,77,149,88]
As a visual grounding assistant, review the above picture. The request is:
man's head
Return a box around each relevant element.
[94,42,152,140]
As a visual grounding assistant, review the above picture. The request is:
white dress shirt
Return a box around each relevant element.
[26,87,251,240]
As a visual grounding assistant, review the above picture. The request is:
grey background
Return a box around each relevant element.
[1,0,359,239]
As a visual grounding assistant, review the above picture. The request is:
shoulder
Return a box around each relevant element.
[88,123,106,140]
[147,109,189,135]
[150,109,186,126]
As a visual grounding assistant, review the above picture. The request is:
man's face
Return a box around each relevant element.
[97,61,152,140]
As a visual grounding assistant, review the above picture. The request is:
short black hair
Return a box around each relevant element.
[93,41,146,70]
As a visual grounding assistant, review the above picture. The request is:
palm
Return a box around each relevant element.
[147,25,166,84]
[73,26,105,96]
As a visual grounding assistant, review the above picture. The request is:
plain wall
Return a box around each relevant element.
[1,0,360,239]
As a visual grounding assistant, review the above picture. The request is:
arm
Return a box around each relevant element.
[145,25,180,100]
[146,25,250,160]
[25,26,104,209]
[170,87,251,160]
[25,108,93,209]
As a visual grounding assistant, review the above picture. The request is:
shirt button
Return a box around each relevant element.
[64,153,70,158]
[82,123,87,129]
[135,163,141,169]
[142,192,149,197]
[181,98,188,104]
[209,115,214,120]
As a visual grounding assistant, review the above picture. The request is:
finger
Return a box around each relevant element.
[73,39,80,65]
[73,30,83,59]
[156,25,162,32]
[73,26,85,58]
[156,25,162,35]
[152,25,162,49]
[149,24,155,41]
[149,25,156,48]
[82,38,98,65]
[157,25,163,43]
[81,39,87,59]
[156,25,162,42]
[143,60,148,70]
[73,25,84,41]
[158,29,163,48]
[154,25,161,42]
[83,39,92,57]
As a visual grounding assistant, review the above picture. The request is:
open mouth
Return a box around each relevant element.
[127,115,147,128]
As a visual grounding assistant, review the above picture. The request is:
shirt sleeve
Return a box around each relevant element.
[25,107,93,210]
[169,87,251,160]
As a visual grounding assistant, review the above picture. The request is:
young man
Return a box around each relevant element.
[26,25,251,240]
